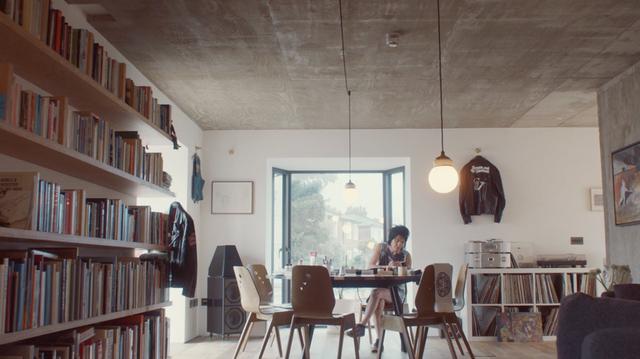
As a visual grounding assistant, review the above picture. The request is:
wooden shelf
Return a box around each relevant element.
[0,302,171,345]
[0,123,175,198]
[0,227,167,251]
[0,14,172,146]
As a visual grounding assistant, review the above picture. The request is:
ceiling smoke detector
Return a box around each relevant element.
[386,32,400,48]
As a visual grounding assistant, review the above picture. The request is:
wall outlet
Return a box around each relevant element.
[570,236,584,245]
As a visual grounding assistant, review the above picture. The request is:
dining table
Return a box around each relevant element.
[271,271,422,356]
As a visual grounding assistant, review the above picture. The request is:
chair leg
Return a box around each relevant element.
[441,321,458,359]
[376,330,385,359]
[241,320,255,352]
[353,333,360,359]
[337,324,345,359]
[233,312,255,359]
[400,325,416,359]
[366,319,373,344]
[454,322,475,359]
[418,326,428,359]
[274,326,284,357]
[297,327,304,348]
[447,321,464,356]
[303,325,311,359]
[284,320,297,359]
[258,322,275,359]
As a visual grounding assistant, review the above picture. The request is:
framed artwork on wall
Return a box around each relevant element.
[612,141,640,225]
[211,181,254,214]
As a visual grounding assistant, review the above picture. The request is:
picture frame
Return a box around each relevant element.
[211,181,254,214]
[590,188,604,211]
[612,141,640,225]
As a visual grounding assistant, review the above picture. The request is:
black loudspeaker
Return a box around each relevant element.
[209,245,242,277]
[207,245,244,336]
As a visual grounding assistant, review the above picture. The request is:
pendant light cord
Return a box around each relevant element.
[436,0,445,154]
[339,0,352,180]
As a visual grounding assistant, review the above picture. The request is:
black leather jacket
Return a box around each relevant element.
[168,201,197,297]
[459,156,506,224]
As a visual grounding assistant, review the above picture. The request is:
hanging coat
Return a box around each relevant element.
[459,155,506,224]
[168,201,198,297]
[191,153,205,203]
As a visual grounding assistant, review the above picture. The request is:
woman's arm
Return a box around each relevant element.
[404,252,412,269]
[368,243,382,268]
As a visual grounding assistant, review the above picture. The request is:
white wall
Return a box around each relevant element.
[198,127,606,335]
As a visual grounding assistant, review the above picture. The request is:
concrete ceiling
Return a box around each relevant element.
[77,0,640,130]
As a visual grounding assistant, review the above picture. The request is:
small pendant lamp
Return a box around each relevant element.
[339,0,358,204]
[428,0,459,194]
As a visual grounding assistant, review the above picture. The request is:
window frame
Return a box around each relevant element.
[271,167,406,270]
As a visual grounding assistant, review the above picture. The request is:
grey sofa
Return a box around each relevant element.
[557,292,640,359]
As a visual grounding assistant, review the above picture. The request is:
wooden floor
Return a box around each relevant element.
[170,329,557,359]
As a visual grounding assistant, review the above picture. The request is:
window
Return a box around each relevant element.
[271,168,405,272]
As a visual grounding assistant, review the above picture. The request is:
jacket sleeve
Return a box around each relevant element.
[459,165,472,224]
[493,166,506,223]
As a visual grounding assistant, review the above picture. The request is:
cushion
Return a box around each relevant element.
[613,284,640,301]
[582,328,640,359]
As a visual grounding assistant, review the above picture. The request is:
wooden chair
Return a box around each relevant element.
[247,264,275,305]
[233,266,303,359]
[376,264,474,359]
[284,265,360,359]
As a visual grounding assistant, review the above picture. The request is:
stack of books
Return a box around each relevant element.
[543,308,560,335]
[69,112,111,164]
[0,310,167,359]
[0,2,173,133]
[536,274,560,304]
[473,275,501,304]
[111,131,164,186]
[471,307,499,336]
[1,77,67,144]
[577,273,596,296]
[0,248,168,334]
[503,274,533,304]
[0,172,169,245]
[151,101,172,134]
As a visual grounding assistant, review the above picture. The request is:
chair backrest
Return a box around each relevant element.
[291,265,335,316]
[453,263,469,311]
[248,264,273,304]
[415,263,454,316]
[233,266,261,314]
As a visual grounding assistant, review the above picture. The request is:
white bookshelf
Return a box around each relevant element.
[466,267,596,341]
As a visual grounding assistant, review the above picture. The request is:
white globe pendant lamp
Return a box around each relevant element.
[428,0,459,194]
[338,0,358,205]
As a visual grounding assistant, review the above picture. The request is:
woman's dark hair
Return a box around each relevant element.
[387,225,410,244]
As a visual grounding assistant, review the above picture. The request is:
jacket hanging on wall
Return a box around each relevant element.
[168,201,198,297]
[459,155,506,224]
[192,153,205,203]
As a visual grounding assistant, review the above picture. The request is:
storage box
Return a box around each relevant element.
[466,252,511,268]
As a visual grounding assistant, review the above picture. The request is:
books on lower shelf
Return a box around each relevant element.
[0,172,169,245]
[0,2,173,131]
[542,307,560,336]
[0,247,169,335]
[0,309,168,359]
[471,306,499,336]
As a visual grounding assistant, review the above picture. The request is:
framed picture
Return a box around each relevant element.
[211,181,254,214]
[612,141,640,225]
[590,188,604,211]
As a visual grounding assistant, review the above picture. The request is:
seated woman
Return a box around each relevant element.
[347,225,412,352]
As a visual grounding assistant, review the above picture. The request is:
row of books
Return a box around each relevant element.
[543,308,560,336]
[0,1,173,129]
[0,248,169,334]
[471,307,498,336]
[536,274,560,304]
[472,274,501,304]
[2,82,67,144]
[503,274,533,304]
[0,310,167,359]
[0,172,169,245]
[0,65,168,189]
